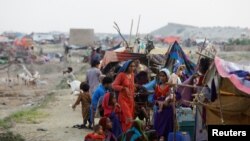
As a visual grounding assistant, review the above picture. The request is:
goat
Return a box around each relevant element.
[17,73,30,85]
[67,80,81,95]
[1,77,16,88]
[17,71,40,86]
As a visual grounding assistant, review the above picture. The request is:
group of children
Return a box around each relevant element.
[70,58,190,141]
[71,79,121,141]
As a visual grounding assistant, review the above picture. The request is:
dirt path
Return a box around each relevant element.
[10,90,92,141]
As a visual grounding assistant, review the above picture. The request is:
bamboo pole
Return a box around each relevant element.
[172,87,177,141]
[135,15,141,38]
[165,82,198,88]
[195,51,214,60]
[129,19,133,46]
[196,38,206,70]
[113,22,129,48]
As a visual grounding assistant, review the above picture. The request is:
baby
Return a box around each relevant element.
[157,93,174,113]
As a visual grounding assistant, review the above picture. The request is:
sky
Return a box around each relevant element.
[0,0,250,34]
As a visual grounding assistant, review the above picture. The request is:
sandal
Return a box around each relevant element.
[72,124,86,129]
[72,124,81,128]
[79,124,87,129]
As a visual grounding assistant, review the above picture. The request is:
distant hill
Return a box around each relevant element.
[150,23,250,40]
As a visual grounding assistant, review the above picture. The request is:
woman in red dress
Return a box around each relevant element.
[112,60,136,132]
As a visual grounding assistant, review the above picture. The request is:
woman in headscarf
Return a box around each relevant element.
[153,68,174,141]
[118,120,148,141]
[102,92,123,137]
[99,117,117,141]
[112,60,136,132]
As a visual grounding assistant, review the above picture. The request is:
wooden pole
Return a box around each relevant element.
[135,15,141,38]
[196,38,206,70]
[113,22,129,48]
[166,44,172,56]
[195,51,214,60]
[129,19,133,46]
[165,82,197,88]
[172,87,177,141]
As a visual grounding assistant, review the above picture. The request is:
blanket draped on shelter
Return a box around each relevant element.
[165,41,196,76]
[101,51,166,74]
[203,57,250,125]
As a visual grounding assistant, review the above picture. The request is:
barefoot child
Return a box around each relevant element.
[72,82,92,128]
[157,64,185,113]
[153,68,174,140]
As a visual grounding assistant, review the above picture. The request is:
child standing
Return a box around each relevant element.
[102,92,123,138]
[102,92,121,117]
[72,82,92,128]
[153,68,174,140]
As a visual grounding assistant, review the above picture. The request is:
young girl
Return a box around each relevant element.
[102,92,123,138]
[153,68,174,141]
[72,82,92,128]
[102,92,121,117]
[85,125,105,141]
[99,117,117,141]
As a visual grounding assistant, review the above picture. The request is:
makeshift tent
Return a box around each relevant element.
[202,56,250,125]
[0,36,12,43]
[101,51,166,74]
[163,36,181,44]
[149,47,168,55]
[165,41,196,76]
[177,56,250,140]
[14,37,33,48]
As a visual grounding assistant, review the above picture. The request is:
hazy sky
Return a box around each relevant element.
[0,0,249,34]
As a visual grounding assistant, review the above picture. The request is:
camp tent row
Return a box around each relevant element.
[100,41,250,140]
[101,41,196,76]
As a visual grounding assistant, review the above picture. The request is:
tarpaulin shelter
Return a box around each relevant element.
[165,41,196,76]
[163,36,181,44]
[0,36,12,43]
[203,56,250,125]
[101,51,166,74]
[177,56,250,140]
[14,37,33,49]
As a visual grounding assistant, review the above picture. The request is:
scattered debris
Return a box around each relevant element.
[37,128,48,131]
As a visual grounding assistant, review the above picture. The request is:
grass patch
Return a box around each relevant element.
[5,109,47,124]
[0,119,12,129]
[0,92,55,129]
[0,131,25,141]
